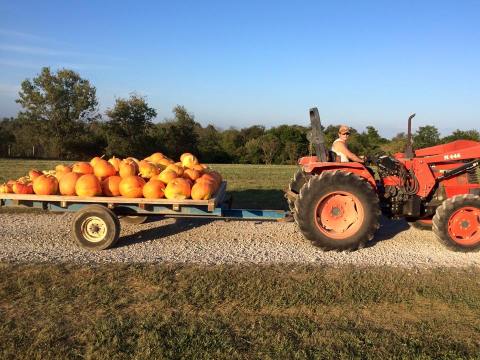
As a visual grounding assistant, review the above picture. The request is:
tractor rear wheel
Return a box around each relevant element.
[294,170,380,251]
[433,194,480,251]
[287,169,311,211]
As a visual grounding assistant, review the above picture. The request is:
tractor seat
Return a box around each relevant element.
[328,150,340,162]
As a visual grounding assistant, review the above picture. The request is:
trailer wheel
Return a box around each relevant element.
[72,205,120,250]
[294,170,380,251]
[119,215,148,225]
[287,169,311,211]
[433,194,480,251]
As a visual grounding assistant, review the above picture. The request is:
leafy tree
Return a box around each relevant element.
[242,138,263,164]
[220,128,244,162]
[357,126,388,155]
[160,105,199,159]
[442,129,480,143]
[197,124,231,163]
[413,125,441,149]
[16,67,99,158]
[259,134,280,164]
[381,132,408,155]
[105,94,157,157]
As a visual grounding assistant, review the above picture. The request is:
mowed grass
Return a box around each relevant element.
[1,159,480,357]
[1,263,480,359]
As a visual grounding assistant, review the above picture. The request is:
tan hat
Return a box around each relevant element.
[338,125,350,134]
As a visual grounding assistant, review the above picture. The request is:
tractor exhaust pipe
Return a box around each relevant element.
[405,113,416,159]
[308,107,328,162]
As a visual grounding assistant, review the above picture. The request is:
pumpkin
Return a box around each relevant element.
[164,178,191,200]
[13,180,33,194]
[75,174,102,197]
[166,164,184,176]
[158,157,174,167]
[119,160,139,178]
[191,181,215,200]
[93,159,117,179]
[108,156,122,172]
[138,160,159,179]
[101,176,122,197]
[0,183,12,193]
[119,176,145,198]
[183,168,201,182]
[180,153,193,162]
[72,162,94,175]
[59,172,81,196]
[90,156,104,167]
[28,169,43,180]
[33,175,59,195]
[54,164,72,181]
[157,169,178,184]
[143,179,166,199]
[181,153,199,169]
[191,164,205,173]
[148,152,165,165]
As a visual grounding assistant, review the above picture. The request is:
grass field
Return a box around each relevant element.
[1,159,480,358]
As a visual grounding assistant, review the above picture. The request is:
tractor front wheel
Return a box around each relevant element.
[294,170,380,251]
[433,194,480,251]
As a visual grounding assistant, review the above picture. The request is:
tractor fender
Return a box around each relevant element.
[301,162,377,189]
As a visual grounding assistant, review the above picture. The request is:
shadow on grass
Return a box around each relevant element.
[227,189,288,210]
[117,217,215,248]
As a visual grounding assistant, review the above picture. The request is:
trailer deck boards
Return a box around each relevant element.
[0,182,227,213]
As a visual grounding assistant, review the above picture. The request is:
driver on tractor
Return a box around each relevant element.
[331,125,364,163]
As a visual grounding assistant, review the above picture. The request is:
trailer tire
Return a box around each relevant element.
[294,170,380,251]
[433,194,480,251]
[287,169,311,211]
[72,205,120,250]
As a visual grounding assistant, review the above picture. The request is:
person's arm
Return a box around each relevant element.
[334,141,364,163]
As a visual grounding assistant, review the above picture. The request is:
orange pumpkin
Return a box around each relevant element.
[0,183,12,193]
[180,153,193,162]
[29,169,43,180]
[138,160,159,179]
[148,152,165,165]
[119,160,139,178]
[183,168,201,182]
[54,164,72,181]
[101,176,122,197]
[75,174,102,197]
[33,175,58,195]
[143,179,166,199]
[191,181,215,200]
[93,159,117,179]
[90,156,104,167]
[158,157,174,167]
[191,164,205,173]
[13,180,33,194]
[165,178,191,200]
[119,176,145,198]
[72,162,94,175]
[59,172,81,196]
[181,153,199,169]
[157,169,178,184]
[166,164,184,176]
[108,156,122,172]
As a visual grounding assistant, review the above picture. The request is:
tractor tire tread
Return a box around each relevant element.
[294,170,380,251]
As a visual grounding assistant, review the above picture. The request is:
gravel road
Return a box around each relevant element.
[0,210,479,268]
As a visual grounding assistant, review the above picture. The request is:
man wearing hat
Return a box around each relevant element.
[331,125,364,163]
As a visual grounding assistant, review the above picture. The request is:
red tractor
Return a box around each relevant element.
[287,108,480,251]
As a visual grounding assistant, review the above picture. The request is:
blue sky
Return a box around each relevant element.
[1,0,479,137]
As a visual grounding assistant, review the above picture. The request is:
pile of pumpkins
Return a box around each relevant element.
[0,153,222,200]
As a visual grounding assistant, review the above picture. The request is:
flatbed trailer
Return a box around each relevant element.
[0,182,288,250]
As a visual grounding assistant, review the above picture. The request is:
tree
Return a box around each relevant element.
[357,126,388,155]
[197,124,231,163]
[105,94,157,157]
[413,125,441,149]
[381,132,408,155]
[259,134,280,164]
[16,67,99,158]
[160,105,199,159]
[442,129,480,143]
[0,118,16,157]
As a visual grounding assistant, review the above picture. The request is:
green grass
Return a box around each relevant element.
[2,159,480,358]
[1,263,480,359]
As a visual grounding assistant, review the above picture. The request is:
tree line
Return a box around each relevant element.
[1,67,479,163]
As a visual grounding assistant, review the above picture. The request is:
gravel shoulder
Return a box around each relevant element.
[0,211,479,268]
